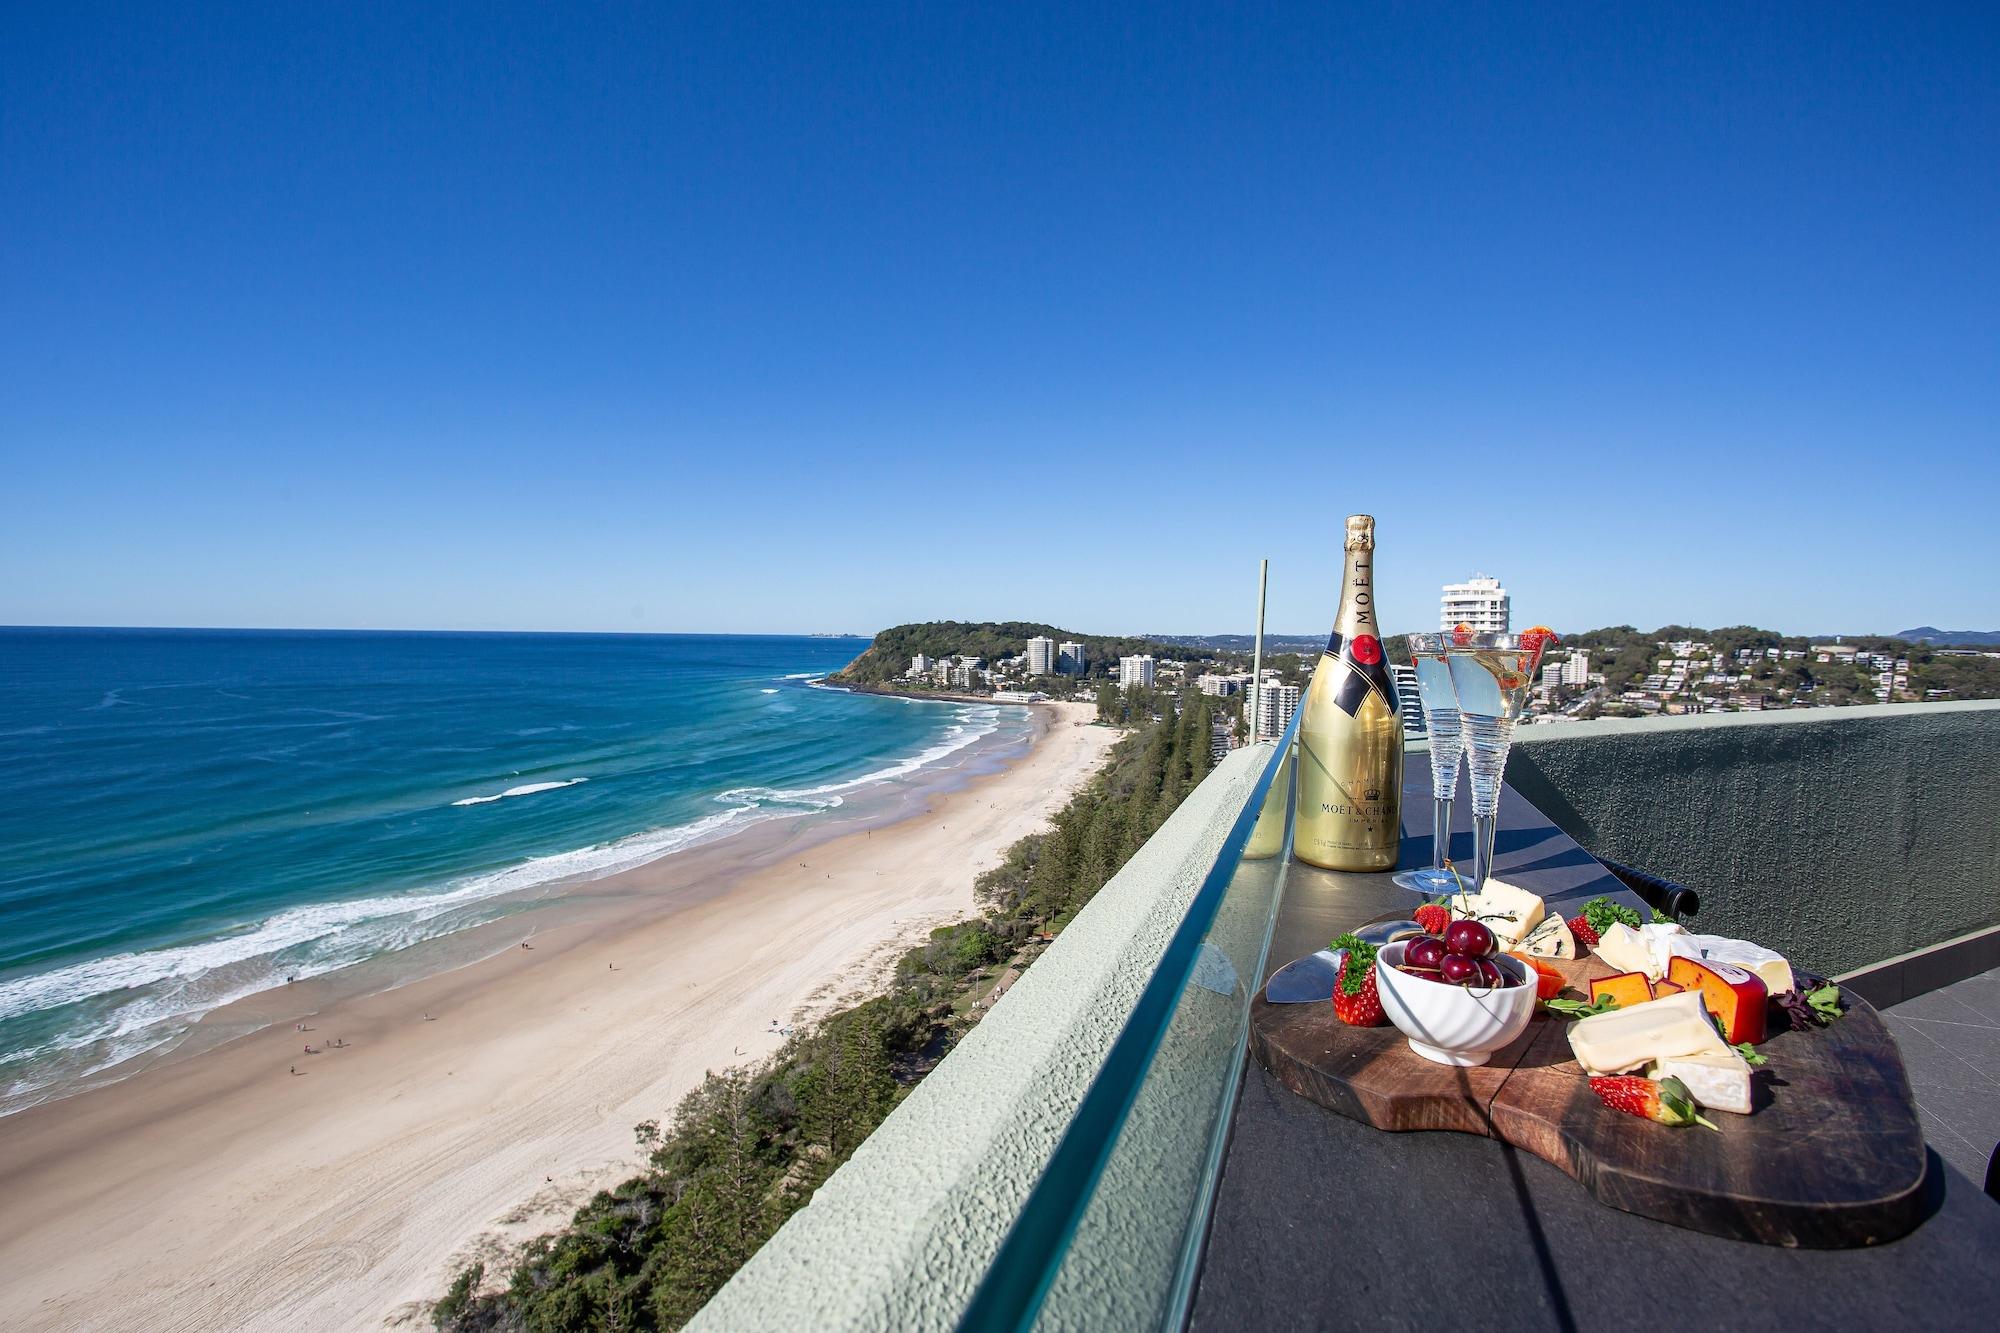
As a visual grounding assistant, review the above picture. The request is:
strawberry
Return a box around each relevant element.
[1589,1075,1718,1130]
[1413,903,1451,936]
[1331,933,1385,1027]
[1566,896,1640,954]
[1518,625,1559,667]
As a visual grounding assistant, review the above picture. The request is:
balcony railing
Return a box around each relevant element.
[691,700,2000,1330]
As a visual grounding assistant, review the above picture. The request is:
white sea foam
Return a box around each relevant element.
[0,700,1025,1112]
[451,778,588,807]
[759,688,779,694]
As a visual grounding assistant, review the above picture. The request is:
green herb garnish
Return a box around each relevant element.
[1732,1041,1768,1067]
[1806,983,1844,1022]
[1578,896,1643,934]
[1331,933,1378,996]
[1542,995,1620,1020]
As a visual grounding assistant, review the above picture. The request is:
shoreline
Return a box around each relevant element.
[0,688,1031,1120]
[0,700,1116,1332]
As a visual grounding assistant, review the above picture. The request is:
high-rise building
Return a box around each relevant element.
[1440,575,1510,634]
[1388,664,1424,736]
[909,654,933,677]
[1254,682,1301,740]
[1058,641,1085,675]
[1561,650,1590,687]
[1026,637,1057,675]
[1118,654,1157,688]
[1541,662,1564,699]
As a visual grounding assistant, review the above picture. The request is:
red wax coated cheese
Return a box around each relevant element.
[1666,955,1768,1044]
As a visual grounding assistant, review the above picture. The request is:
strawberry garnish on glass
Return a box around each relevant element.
[1517,624,1559,673]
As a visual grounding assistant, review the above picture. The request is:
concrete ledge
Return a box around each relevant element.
[690,744,1275,1332]
[1506,701,2000,974]
[1837,923,2000,1009]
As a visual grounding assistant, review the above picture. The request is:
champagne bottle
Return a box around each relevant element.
[1294,515,1404,871]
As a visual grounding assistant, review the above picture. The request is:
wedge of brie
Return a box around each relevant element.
[1568,990,1732,1075]
[1592,922,1660,980]
[1651,1048,1754,1115]
[1663,933,1795,996]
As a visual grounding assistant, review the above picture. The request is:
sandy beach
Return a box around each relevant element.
[0,701,1116,1332]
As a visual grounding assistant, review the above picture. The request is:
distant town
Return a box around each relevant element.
[829,578,2000,758]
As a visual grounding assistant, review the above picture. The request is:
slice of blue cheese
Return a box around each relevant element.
[1518,914,1576,960]
[1448,878,1546,949]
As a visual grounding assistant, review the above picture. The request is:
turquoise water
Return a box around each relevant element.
[0,629,1025,1112]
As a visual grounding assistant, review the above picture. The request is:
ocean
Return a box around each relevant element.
[0,628,1030,1115]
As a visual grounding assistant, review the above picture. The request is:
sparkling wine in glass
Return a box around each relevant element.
[1391,632,1464,895]
[1445,629,1555,896]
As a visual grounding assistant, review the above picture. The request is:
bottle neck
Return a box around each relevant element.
[1328,543,1379,647]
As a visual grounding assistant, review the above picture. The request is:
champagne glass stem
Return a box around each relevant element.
[1431,795,1453,875]
[1471,809,1498,895]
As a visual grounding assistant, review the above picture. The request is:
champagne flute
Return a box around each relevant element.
[1391,632,1464,895]
[1444,629,1555,896]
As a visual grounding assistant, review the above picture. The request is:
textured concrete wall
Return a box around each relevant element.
[689,745,1273,1332]
[1505,702,2000,975]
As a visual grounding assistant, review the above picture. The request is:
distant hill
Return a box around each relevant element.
[1143,632,1326,653]
[1897,627,2000,647]
[830,621,1235,684]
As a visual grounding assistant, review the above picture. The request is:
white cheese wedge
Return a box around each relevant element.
[1448,878,1546,948]
[1651,1048,1754,1115]
[1592,922,1660,980]
[1518,914,1576,960]
[1567,990,1731,1075]
[1663,934,1795,996]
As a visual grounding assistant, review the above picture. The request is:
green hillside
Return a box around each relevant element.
[831,621,1221,684]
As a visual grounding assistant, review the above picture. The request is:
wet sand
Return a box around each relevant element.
[0,701,1117,1332]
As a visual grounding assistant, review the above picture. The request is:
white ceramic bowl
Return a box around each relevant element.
[1374,941,1537,1067]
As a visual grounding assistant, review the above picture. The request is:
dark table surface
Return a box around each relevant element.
[1188,764,2000,1331]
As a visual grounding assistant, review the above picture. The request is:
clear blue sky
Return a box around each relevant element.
[4,4,1995,638]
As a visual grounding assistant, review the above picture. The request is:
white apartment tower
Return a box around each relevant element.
[1561,650,1590,687]
[1118,654,1157,688]
[1025,636,1057,676]
[1058,641,1086,675]
[1255,682,1301,740]
[1440,575,1510,634]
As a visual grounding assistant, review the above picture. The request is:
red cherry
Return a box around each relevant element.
[1406,937,1447,970]
[1439,953,1478,985]
[1472,957,1505,988]
[1443,919,1496,958]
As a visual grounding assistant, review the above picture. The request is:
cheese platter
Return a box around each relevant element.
[1251,886,1929,1248]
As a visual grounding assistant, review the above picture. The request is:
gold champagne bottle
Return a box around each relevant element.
[1294,515,1404,871]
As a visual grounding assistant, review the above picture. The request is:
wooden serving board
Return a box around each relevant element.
[1250,947,1928,1248]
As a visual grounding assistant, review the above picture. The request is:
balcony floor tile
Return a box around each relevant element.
[1886,965,2000,1185]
